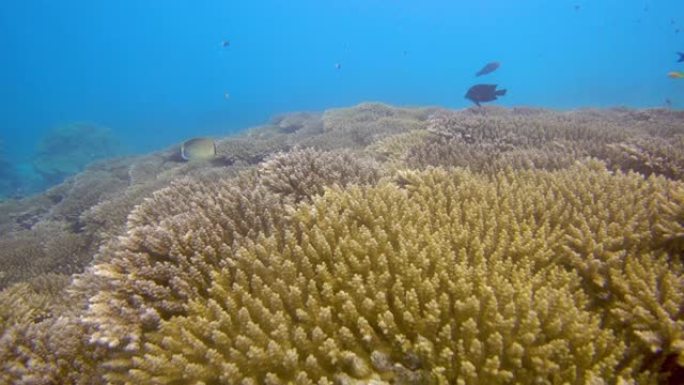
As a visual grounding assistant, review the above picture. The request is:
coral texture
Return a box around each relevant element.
[258,148,382,203]
[87,164,681,384]
[0,104,683,384]
[406,107,684,178]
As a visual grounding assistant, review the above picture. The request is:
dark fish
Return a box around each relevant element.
[678,52,684,62]
[465,84,507,107]
[574,4,581,11]
[475,61,500,76]
[222,40,230,48]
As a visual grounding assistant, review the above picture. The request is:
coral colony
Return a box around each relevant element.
[1,103,683,384]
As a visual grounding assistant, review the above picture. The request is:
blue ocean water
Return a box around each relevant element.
[1,0,683,195]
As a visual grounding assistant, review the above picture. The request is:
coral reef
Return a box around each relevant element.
[0,274,106,385]
[0,162,19,201]
[258,148,383,203]
[32,123,122,186]
[0,104,683,384]
[111,164,681,384]
[320,102,436,148]
[405,107,684,178]
[0,220,88,289]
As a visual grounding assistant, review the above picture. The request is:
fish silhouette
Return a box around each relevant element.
[678,52,684,62]
[475,61,500,76]
[465,84,507,107]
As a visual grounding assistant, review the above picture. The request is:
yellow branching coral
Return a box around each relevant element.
[116,165,684,384]
[0,274,107,385]
[76,172,290,352]
[0,220,89,289]
[409,108,684,179]
[321,103,435,147]
[258,148,382,203]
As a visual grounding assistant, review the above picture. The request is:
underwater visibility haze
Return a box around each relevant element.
[2,1,684,384]
[1,0,684,194]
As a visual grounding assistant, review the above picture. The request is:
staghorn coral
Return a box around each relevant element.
[404,108,684,179]
[258,148,383,203]
[604,135,684,180]
[78,147,385,356]
[0,220,89,289]
[0,274,70,334]
[321,102,436,147]
[1,104,684,383]
[116,165,679,384]
[0,274,106,385]
[76,171,292,353]
[216,136,292,166]
[74,163,679,384]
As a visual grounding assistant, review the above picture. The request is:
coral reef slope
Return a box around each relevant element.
[0,104,683,384]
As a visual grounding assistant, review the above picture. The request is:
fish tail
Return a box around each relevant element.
[496,89,507,96]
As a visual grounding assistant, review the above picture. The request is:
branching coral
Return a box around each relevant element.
[258,148,383,203]
[0,274,106,385]
[72,163,676,384]
[116,165,682,384]
[321,102,436,147]
[1,104,683,384]
[79,148,385,355]
[0,220,89,289]
[406,108,684,179]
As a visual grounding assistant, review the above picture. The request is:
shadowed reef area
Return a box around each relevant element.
[0,103,683,384]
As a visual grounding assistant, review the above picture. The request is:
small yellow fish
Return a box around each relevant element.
[180,137,216,161]
[668,71,684,79]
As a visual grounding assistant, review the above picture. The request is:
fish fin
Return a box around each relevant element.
[495,89,507,96]
[475,101,481,107]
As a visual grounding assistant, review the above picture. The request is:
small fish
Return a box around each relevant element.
[475,61,500,77]
[465,84,507,107]
[222,40,230,48]
[668,71,684,79]
[574,4,581,11]
[335,63,341,70]
[678,52,684,62]
[665,98,672,108]
[181,137,217,161]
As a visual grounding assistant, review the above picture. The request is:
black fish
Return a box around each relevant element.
[678,52,684,62]
[465,84,507,107]
[475,61,500,76]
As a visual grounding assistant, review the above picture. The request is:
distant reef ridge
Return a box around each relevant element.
[1,103,683,384]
